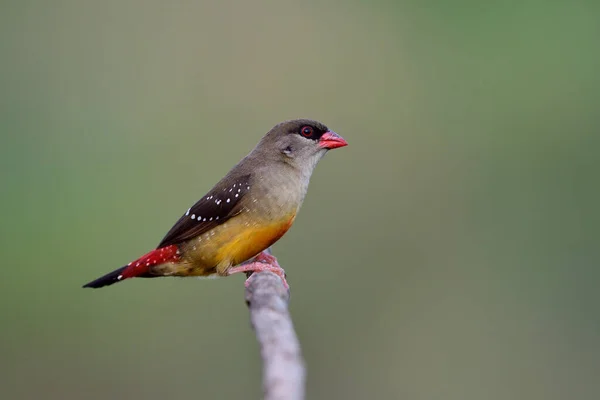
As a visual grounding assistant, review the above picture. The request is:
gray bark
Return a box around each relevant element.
[244,269,305,400]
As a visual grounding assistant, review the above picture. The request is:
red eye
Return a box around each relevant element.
[301,126,314,137]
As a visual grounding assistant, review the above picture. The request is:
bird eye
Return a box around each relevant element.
[300,126,314,138]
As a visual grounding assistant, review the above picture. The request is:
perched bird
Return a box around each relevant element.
[83,119,347,289]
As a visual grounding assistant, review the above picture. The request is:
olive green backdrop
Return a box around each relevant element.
[1,1,599,399]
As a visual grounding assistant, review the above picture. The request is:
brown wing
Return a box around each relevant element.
[157,174,252,248]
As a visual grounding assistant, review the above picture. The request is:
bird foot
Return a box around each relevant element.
[253,251,282,269]
[227,261,289,291]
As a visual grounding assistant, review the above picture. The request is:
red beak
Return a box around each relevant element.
[319,131,348,149]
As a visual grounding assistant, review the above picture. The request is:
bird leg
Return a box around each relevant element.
[227,252,288,290]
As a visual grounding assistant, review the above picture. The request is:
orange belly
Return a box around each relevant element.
[180,212,296,276]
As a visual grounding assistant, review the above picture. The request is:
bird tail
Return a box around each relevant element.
[82,244,180,289]
[82,266,128,288]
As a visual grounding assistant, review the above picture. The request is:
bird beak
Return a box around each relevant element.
[319,131,348,149]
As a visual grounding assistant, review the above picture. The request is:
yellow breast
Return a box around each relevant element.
[181,211,296,275]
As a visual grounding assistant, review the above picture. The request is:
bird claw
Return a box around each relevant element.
[227,260,289,291]
[253,251,282,269]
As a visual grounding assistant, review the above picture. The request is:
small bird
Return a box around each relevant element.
[83,119,347,289]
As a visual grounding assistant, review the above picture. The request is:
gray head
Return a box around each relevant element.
[252,119,347,173]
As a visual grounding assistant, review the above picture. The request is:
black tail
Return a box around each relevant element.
[83,266,127,288]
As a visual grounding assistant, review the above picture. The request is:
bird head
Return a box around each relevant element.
[255,119,347,173]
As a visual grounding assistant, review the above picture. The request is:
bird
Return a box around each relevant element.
[83,119,347,289]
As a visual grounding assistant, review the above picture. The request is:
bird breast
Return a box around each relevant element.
[182,211,296,274]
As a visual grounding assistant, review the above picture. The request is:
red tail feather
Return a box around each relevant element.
[83,245,181,289]
[121,245,180,279]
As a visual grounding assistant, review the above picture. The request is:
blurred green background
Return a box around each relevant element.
[1,1,599,399]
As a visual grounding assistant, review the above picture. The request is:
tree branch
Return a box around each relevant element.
[244,257,305,400]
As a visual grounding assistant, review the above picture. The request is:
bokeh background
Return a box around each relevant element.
[1,1,599,399]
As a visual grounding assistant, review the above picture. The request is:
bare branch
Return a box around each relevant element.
[244,268,305,400]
